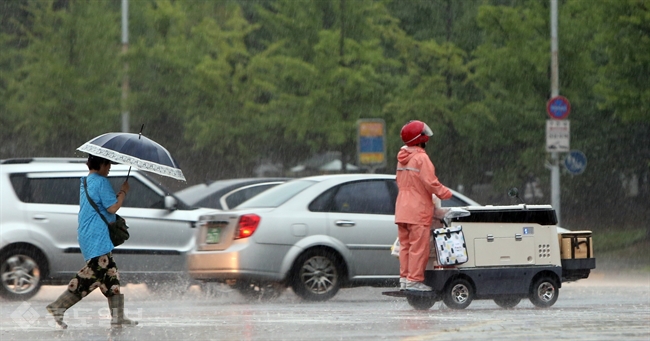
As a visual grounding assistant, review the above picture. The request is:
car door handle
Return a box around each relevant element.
[33,215,48,221]
[335,220,355,227]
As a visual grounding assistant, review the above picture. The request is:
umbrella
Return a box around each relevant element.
[77,130,186,181]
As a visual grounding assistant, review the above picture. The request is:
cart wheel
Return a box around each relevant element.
[529,276,559,308]
[493,296,521,308]
[407,295,436,310]
[442,278,473,309]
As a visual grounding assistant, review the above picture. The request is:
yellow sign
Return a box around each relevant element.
[357,119,386,167]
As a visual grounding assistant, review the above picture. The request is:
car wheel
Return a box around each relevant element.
[291,249,342,302]
[494,296,521,308]
[406,295,437,310]
[0,248,45,300]
[529,276,559,308]
[442,277,473,309]
[235,280,284,301]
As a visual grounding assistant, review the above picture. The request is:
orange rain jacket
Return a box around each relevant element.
[395,146,452,225]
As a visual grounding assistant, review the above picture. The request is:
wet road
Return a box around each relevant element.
[1,271,648,341]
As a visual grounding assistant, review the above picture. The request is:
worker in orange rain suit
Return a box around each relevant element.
[395,120,452,292]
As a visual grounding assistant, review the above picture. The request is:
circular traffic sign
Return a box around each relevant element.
[564,150,587,175]
[547,96,571,120]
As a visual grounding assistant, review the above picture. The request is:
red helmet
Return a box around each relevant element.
[400,120,433,146]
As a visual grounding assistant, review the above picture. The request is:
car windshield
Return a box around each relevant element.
[237,179,316,208]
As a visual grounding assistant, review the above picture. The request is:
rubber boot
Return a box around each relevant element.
[108,294,138,327]
[46,290,81,329]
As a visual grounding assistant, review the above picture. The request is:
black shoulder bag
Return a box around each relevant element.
[83,177,130,247]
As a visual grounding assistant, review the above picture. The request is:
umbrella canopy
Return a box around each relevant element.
[77,132,186,181]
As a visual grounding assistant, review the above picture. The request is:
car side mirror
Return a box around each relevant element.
[164,195,177,211]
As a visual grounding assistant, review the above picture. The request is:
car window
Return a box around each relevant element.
[237,180,316,209]
[308,186,337,212]
[222,183,279,209]
[320,180,395,215]
[333,180,395,215]
[194,191,224,209]
[10,174,79,205]
[108,177,164,209]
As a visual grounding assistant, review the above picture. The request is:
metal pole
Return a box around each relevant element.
[121,0,129,133]
[550,0,561,224]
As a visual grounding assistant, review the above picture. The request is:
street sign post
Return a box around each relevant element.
[546,120,570,152]
[357,119,386,172]
[564,150,587,175]
[547,96,571,120]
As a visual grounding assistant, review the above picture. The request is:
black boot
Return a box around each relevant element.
[108,294,138,327]
[46,290,81,329]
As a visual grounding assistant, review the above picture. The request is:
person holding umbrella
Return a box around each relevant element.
[46,154,137,328]
[46,129,184,328]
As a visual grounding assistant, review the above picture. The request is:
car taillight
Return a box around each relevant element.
[236,214,260,239]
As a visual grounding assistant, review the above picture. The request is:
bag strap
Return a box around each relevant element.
[83,177,111,227]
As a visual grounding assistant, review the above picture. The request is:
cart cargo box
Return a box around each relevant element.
[559,231,593,259]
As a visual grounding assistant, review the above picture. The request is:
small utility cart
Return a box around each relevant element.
[383,203,596,310]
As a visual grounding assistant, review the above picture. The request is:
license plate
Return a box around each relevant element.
[206,227,221,244]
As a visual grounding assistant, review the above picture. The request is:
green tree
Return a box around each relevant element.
[387,0,483,52]
[383,0,489,192]
[468,0,649,230]
[466,1,559,202]
[3,0,121,156]
[560,0,650,229]
[253,0,406,170]
[593,0,650,124]
[127,1,263,181]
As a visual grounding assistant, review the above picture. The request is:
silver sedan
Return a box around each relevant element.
[187,174,478,301]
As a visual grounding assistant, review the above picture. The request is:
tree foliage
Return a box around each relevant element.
[2,0,121,155]
[0,0,648,230]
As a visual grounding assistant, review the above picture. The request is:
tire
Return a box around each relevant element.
[494,296,521,309]
[407,295,436,310]
[442,278,473,310]
[235,280,285,302]
[291,249,342,302]
[529,276,559,308]
[0,248,45,300]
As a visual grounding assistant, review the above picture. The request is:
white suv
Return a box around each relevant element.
[0,158,217,300]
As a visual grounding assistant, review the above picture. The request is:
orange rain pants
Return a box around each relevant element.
[397,223,430,282]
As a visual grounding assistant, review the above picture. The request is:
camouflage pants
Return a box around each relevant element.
[67,253,121,298]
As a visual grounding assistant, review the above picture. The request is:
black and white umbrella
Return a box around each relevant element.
[77,131,186,181]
